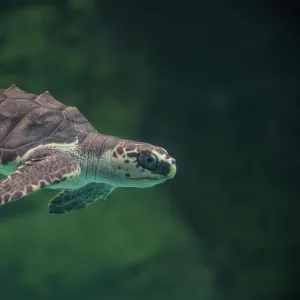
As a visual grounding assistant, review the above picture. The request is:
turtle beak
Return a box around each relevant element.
[166,158,176,179]
[150,157,176,179]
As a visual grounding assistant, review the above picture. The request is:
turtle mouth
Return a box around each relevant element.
[127,177,164,181]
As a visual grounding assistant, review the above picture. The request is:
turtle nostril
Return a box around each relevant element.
[171,158,176,165]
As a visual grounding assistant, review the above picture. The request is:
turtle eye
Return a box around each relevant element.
[138,152,158,170]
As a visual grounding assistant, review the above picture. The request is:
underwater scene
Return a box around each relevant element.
[0,1,299,300]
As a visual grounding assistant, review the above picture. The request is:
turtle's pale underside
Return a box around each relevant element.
[0,85,176,214]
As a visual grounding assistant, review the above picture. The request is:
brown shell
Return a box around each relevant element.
[0,85,96,164]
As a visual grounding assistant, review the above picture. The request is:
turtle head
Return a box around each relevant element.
[110,140,176,188]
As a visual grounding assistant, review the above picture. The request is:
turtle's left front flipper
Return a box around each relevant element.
[0,153,80,205]
[48,182,115,214]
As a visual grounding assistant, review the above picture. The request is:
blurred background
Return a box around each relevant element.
[0,1,299,299]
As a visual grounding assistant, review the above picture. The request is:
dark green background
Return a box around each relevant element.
[0,1,299,299]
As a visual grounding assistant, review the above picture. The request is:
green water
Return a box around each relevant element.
[0,1,298,299]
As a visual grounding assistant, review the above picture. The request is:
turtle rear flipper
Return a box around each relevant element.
[48,183,115,214]
[0,153,81,204]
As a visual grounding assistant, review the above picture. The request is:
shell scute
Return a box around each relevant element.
[47,119,76,141]
[63,106,89,124]
[3,107,65,150]
[73,123,96,142]
[1,98,39,118]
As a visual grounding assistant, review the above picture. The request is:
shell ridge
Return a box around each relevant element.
[5,84,22,92]
[3,84,35,99]
[34,91,65,110]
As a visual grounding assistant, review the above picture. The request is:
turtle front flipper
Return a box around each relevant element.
[0,153,81,205]
[48,183,115,214]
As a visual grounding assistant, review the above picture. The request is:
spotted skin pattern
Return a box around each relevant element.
[110,140,176,186]
[112,141,171,159]
[48,182,115,214]
[0,153,80,205]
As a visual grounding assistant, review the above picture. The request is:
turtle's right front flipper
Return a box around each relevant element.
[0,153,80,205]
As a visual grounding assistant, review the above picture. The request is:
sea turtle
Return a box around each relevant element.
[0,85,176,214]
